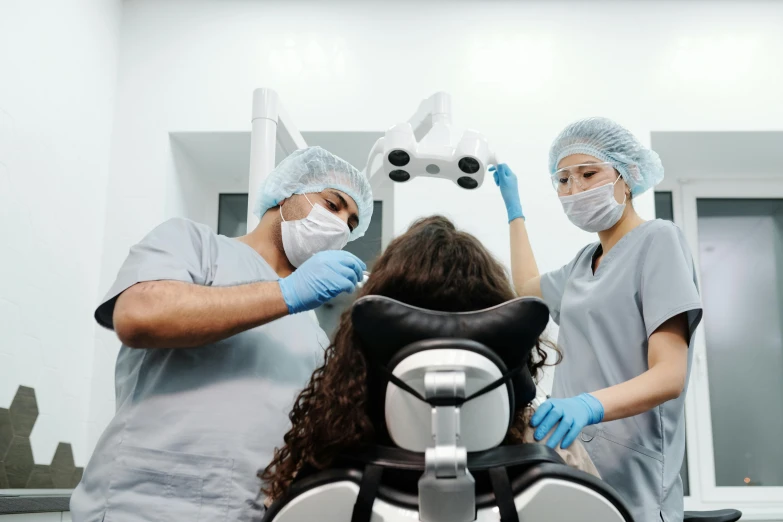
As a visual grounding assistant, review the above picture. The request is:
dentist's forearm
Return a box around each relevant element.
[113,280,289,349]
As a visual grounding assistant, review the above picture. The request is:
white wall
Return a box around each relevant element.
[0,0,122,468]
[168,137,223,230]
[89,0,783,455]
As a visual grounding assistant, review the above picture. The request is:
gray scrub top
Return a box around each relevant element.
[70,218,329,522]
[541,219,702,522]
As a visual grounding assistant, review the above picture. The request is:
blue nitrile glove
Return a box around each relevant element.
[530,393,605,450]
[278,250,366,314]
[489,163,524,223]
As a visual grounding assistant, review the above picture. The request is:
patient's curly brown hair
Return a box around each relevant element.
[261,215,560,501]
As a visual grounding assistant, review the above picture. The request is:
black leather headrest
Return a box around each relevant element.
[351,295,550,443]
[352,295,550,371]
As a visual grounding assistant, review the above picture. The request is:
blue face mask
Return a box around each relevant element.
[559,177,626,233]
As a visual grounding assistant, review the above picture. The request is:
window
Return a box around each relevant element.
[218,194,249,238]
[680,181,783,505]
[696,198,783,488]
[654,191,674,222]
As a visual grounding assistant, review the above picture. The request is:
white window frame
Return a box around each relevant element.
[677,179,783,514]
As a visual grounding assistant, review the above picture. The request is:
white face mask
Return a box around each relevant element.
[280,194,351,267]
[559,177,626,233]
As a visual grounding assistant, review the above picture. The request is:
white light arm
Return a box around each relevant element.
[407,91,452,137]
[365,137,387,192]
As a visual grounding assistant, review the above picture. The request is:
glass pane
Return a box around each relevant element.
[218,194,249,238]
[697,198,783,487]
[655,191,674,221]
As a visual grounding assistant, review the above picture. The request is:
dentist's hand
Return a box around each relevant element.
[530,394,605,450]
[278,250,366,314]
[489,164,524,223]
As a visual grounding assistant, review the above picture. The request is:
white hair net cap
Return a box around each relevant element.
[548,117,664,197]
[253,146,373,240]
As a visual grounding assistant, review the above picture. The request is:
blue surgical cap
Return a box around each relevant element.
[254,146,373,240]
[548,117,664,197]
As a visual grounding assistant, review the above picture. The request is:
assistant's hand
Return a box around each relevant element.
[530,393,604,449]
[278,250,366,314]
[489,163,524,223]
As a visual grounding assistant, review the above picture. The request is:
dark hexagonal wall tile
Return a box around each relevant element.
[9,386,38,438]
[1,386,87,489]
[26,464,54,488]
[0,461,9,488]
[4,436,34,488]
[72,467,84,488]
[0,408,12,460]
[50,443,76,488]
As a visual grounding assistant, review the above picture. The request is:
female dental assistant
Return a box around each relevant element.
[493,117,702,522]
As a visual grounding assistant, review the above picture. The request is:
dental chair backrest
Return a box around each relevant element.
[351,295,545,453]
[262,296,635,522]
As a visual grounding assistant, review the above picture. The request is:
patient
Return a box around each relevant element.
[260,215,598,504]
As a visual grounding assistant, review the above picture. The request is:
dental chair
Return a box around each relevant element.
[261,296,742,522]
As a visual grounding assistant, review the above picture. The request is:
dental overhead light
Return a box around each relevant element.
[246,90,497,311]
[365,92,497,190]
[246,90,498,232]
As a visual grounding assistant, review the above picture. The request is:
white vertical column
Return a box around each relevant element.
[247,89,280,232]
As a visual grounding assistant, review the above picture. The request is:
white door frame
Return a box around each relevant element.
[679,179,783,508]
